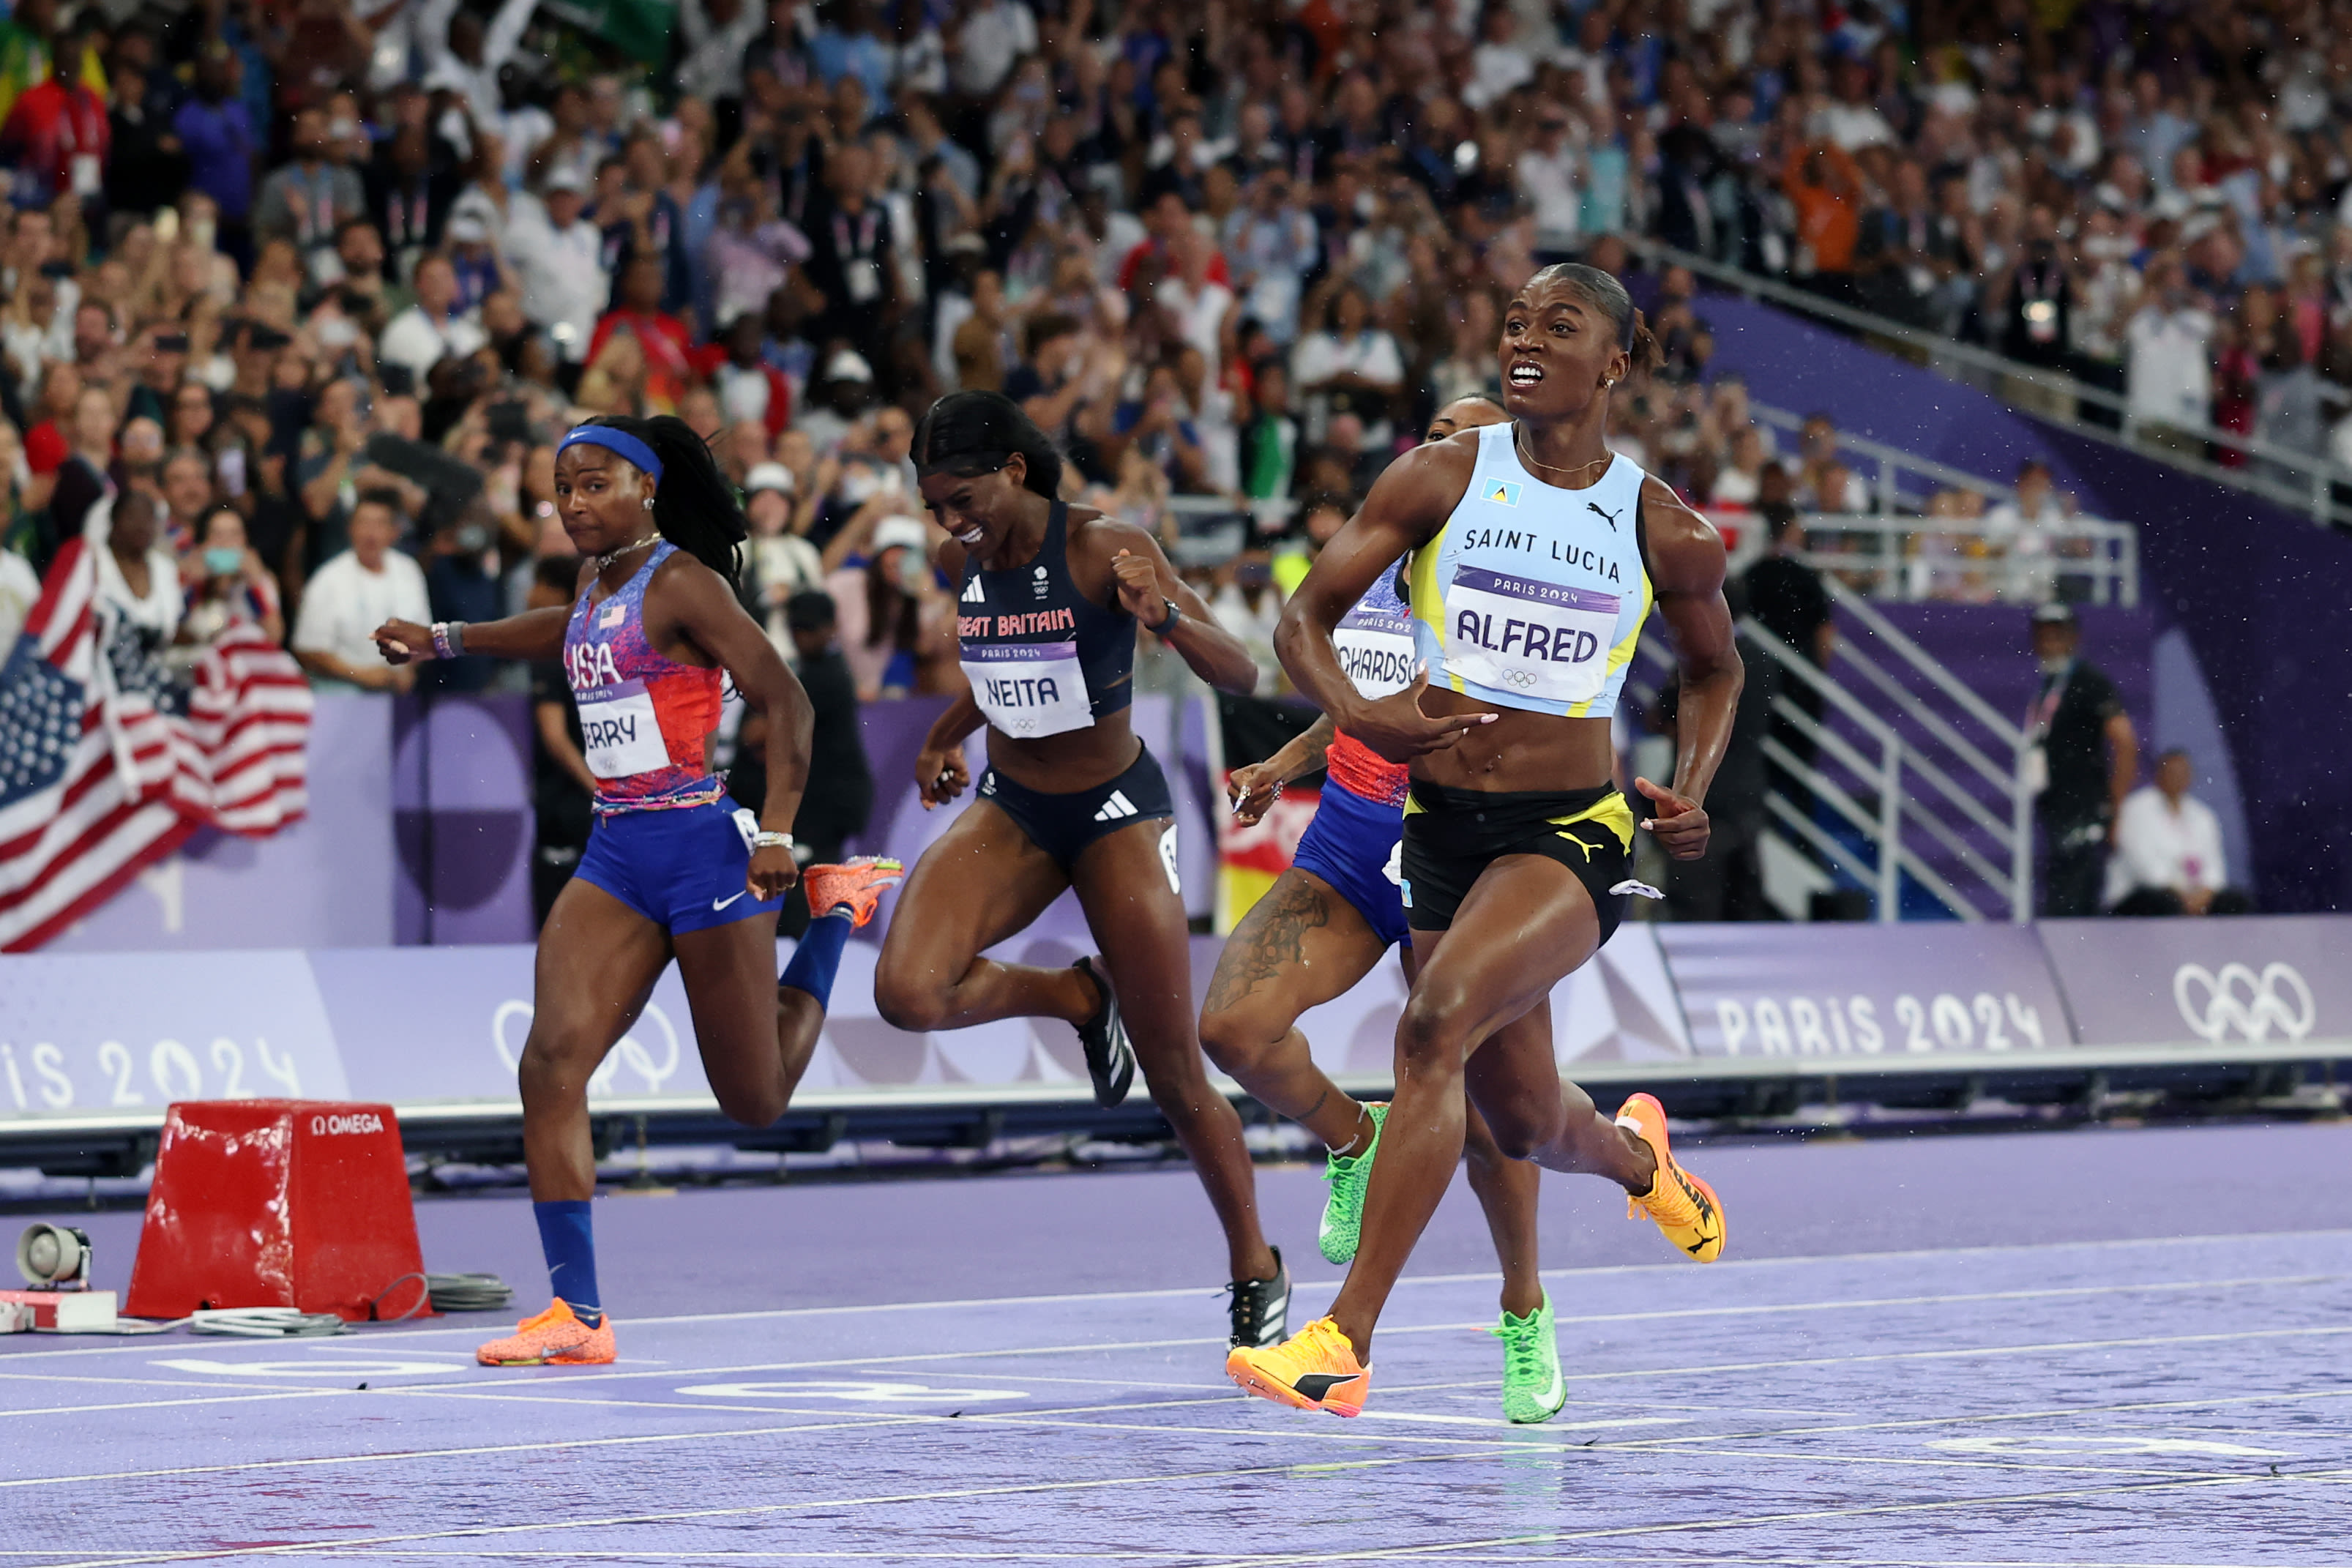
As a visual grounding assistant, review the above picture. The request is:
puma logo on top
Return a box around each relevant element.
[1587,501,1621,531]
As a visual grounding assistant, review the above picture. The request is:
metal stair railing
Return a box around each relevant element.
[1638,605,2034,921]
[1791,514,2138,608]
[1828,583,2036,922]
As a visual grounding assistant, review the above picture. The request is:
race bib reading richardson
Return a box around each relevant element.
[1334,594,1416,699]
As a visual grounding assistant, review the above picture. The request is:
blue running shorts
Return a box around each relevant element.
[1288,776,1410,949]
[574,800,785,936]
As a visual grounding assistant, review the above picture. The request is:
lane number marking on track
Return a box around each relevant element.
[152,1359,466,1378]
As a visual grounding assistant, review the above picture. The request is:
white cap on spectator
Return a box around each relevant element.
[448,214,490,244]
[871,515,930,555]
[824,349,875,384]
[744,462,795,496]
[545,167,588,195]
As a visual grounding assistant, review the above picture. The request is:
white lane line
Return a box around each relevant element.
[186,1558,2340,1567]
[258,1315,2352,1396]
[7,1227,2342,1364]
[1180,1466,2352,1567]
[1616,1383,2352,1449]
[21,1444,1534,1567]
[0,1414,936,1491]
[0,1389,346,1420]
[38,1454,2352,1568]
[20,1314,2338,1439]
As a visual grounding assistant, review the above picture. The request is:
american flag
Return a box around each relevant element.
[0,540,314,952]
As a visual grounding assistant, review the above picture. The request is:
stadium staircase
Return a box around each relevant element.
[1628,426,2153,923]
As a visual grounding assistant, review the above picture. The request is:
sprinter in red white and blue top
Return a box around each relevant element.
[372,416,903,1367]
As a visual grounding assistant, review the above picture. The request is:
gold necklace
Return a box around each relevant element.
[594,535,660,570]
[1513,427,1613,485]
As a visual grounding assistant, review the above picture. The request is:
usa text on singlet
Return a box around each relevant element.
[562,541,725,812]
[1405,423,1653,718]
[955,499,1138,740]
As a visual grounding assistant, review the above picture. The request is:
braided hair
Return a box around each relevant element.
[576,414,747,583]
[911,389,1064,499]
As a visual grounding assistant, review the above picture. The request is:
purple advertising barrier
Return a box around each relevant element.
[314,937,1105,1103]
[44,692,397,952]
[1,922,1687,1131]
[1277,924,1691,1078]
[1655,922,2073,1061]
[0,951,348,1122]
[2037,914,2352,1051]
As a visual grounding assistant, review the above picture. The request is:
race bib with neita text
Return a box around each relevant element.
[1441,565,1619,706]
[576,680,671,778]
[961,640,1096,739]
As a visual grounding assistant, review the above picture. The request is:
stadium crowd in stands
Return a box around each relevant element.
[0,0,2297,921]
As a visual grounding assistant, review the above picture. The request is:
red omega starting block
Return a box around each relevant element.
[124,1100,434,1322]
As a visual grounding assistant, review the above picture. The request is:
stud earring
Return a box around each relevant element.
[643,496,655,509]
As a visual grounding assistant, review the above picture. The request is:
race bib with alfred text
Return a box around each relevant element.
[1441,565,1619,706]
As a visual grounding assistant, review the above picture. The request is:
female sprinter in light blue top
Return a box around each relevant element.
[1227,265,1745,1418]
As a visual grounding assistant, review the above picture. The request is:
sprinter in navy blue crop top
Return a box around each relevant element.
[867,392,1293,1354]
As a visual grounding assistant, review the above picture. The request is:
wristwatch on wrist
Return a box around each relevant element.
[1152,596,1181,636]
[753,831,794,852]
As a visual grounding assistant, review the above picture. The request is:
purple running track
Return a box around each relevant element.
[2,1121,2348,1565]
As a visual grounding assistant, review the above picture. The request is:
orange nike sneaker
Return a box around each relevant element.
[476,1300,616,1366]
[1616,1091,1726,1262]
[802,856,905,927]
[1227,1316,1371,1417]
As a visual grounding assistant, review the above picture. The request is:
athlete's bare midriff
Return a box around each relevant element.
[1411,693,1616,795]
[980,705,1146,796]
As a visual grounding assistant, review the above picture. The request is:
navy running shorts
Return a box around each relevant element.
[977,744,1176,876]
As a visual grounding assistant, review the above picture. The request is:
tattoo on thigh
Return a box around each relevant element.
[1203,876,1332,1013]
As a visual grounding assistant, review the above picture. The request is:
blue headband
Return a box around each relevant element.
[558,425,665,482]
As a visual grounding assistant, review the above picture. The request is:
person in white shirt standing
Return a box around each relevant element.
[417,0,541,130]
[503,168,608,365]
[2124,255,2214,457]
[950,0,1036,99]
[1516,105,1584,262]
[378,253,488,389]
[2107,748,2252,915]
[293,491,430,692]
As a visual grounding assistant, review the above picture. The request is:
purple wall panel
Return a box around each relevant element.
[392,692,536,947]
